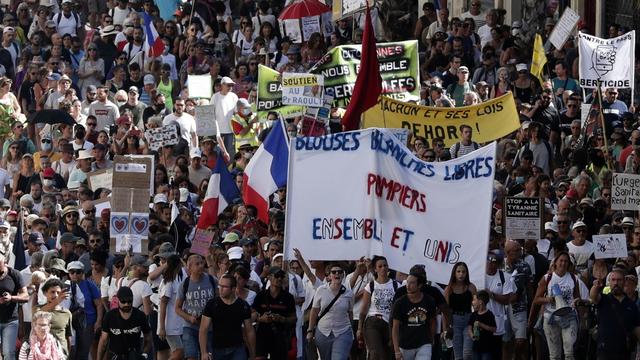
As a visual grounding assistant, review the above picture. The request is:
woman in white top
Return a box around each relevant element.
[158,254,187,360]
[357,256,398,360]
[307,263,354,360]
[531,251,580,360]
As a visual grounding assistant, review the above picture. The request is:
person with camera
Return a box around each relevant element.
[97,286,152,360]
[252,266,296,359]
[36,278,73,356]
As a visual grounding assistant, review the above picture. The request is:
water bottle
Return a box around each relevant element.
[473,322,480,341]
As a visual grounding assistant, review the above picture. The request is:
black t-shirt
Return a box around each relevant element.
[203,296,251,349]
[468,310,496,353]
[0,268,24,323]
[252,289,296,335]
[393,284,446,308]
[532,105,559,130]
[554,111,580,136]
[102,308,150,354]
[596,293,640,355]
[392,294,436,349]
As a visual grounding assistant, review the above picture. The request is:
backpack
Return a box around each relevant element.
[452,141,480,158]
[182,274,217,299]
[55,12,80,30]
[368,279,399,294]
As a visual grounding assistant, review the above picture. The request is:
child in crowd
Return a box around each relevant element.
[468,290,497,360]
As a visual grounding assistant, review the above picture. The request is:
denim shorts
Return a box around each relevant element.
[182,327,200,358]
[166,335,184,352]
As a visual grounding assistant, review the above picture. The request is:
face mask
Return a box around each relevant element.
[515,176,525,184]
[242,108,252,116]
[242,152,252,160]
[116,101,126,107]
[41,142,52,151]
[288,131,297,138]
[43,179,53,187]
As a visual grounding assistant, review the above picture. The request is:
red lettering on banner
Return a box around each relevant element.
[366,173,427,213]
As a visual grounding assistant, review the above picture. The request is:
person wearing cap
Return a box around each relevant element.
[175,254,218,360]
[97,286,152,360]
[120,85,146,129]
[139,73,156,105]
[68,260,104,359]
[484,250,515,358]
[124,255,153,315]
[188,147,210,188]
[252,266,296,359]
[44,73,72,110]
[447,65,472,108]
[50,143,76,182]
[67,149,94,188]
[231,98,258,151]
[211,75,239,159]
[539,222,559,261]
[88,85,120,133]
[53,0,82,37]
[567,221,594,277]
[162,97,197,149]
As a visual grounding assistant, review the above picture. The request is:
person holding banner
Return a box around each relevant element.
[307,264,354,360]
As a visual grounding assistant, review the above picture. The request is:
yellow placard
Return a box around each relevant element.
[363,92,520,147]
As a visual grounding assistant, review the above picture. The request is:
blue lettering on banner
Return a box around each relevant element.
[390,226,413,251]
[443,157,494,181]
[294,132,361,151]
[312,217,382,241]
[370,130,436,178]
[423,238,461,264]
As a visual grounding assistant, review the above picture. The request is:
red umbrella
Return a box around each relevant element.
[278,0,331,20]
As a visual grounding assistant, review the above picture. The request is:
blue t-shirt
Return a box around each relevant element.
[78,279,101,324]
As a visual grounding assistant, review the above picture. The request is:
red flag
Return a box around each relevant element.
[341,3,382,131]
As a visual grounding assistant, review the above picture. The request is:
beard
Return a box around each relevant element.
[119,305,133,313]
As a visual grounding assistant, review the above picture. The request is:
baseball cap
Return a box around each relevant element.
[458,66,469,73]
[221,76,235,85]
[516,63,528,72]
[269,266,286,276]
[143,74,155,85]
[42,167,55,179]
[572,221,587,230]
[67,261,84,272]
[128,86,139,94]
[153,194,168,204]
[28,232,45,245]
[130,255,152,267]
[222,232,239,244]
[117,286,134,301]
[227,246,243,260]
[190,148,202,158]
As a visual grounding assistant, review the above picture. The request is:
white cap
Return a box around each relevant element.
[572,221,587,231]
[189,148,202,158]
[227,246,243,260]
[545,221,558,233]
[77,150,94,160]
[0,220,9,229]
[179,188,189,203]
[143,74,155,85]
[516,63,528,72]
[67,261,84,271]
[622,217,635,227]
[153,193,168,204]
[221,76,235,85]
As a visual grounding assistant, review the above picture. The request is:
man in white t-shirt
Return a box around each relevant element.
[566,221,594,277]
[460,0,486,30]
[485,250,515,358]
[210,77,239,159]
[477,10,498,49]
[54,0,82,36]
[251,0,276,37]
[162,98,198,149]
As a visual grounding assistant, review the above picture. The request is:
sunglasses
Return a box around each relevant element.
[66,213,78,218]
[575,229,586,233]
[273,273,285,279]
[69,270,83,274]
[119,299,132,304]
[87,122,96,127]
[557,221,569,224]
[330,270,343,274]
[41,139,51,144]
[85,209,96,214]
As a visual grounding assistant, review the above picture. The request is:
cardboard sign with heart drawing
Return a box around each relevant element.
[109,156,154,255]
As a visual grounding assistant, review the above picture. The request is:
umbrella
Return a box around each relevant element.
[278,0,331,20]
[31,110,76,126]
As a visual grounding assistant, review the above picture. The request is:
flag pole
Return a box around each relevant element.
[595,84,613,169]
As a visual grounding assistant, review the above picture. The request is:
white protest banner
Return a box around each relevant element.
[341,0,368,17]
[187,74,213,99]
[282,19,302,43]
[301,16,321,42]
[548,7,580,50]
[321,12,334,36]
[593,234,628,259]
[194,104,218,137]
[611,173,640,211]
[284,128,495,286]
[144,125,179,151]
[578,31,635,89]
[504,197,542,240]
[87,169,113,191]
[281,73,324,107]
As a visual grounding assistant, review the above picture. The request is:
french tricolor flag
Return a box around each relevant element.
[197,153,240,229]
[243,119,289,223]
[142,13,165,57]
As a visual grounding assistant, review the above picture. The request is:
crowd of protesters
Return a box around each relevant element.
[0,0,635,360]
